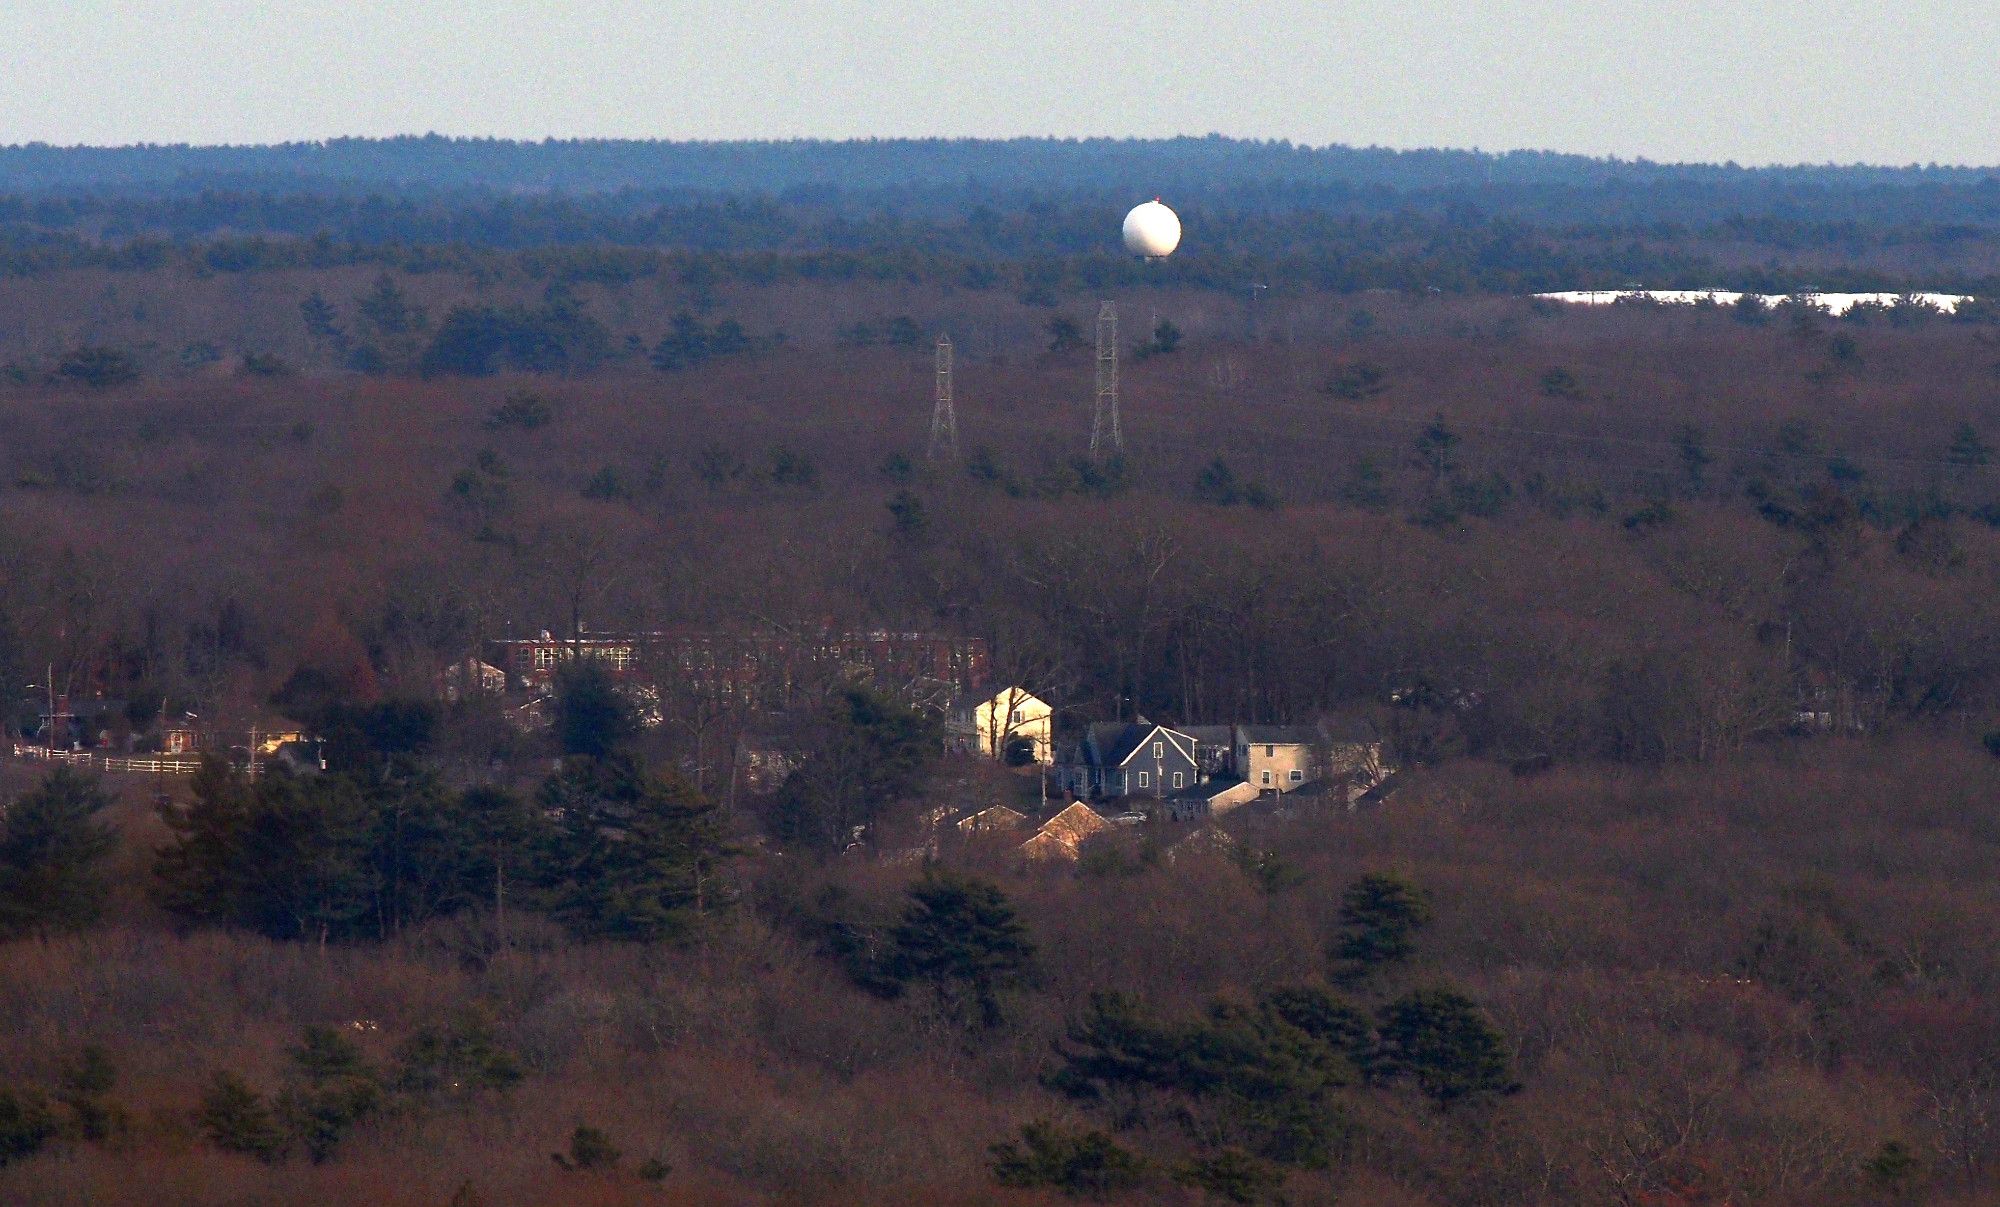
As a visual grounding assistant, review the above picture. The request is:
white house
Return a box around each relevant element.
[948,685,1055,765]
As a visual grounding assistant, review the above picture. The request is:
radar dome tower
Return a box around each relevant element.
[1122,199,1182,260]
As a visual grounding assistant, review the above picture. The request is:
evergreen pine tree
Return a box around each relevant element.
[1948,421,1993,468]
[393,1010,522,1100]
[363,766,479,939]
[0,766,117,937]
[234,772,378,944]
[154,756,255,924]
[553,1124,622,1171]
[1372,988,1517,1106]
[884,873,1036,1027]
[0,1088,56,1167]
[1332,872,1432,982]
[990,1120,1148,1196]
[771,687,939,855]
[198,1072,284,1161]
[535,755,731,940]
[56,1045,123,1141]
[553,661,635,758]
[277,1026,383,1163]
[460,784,545,950]
[1172,1148,1284,1204]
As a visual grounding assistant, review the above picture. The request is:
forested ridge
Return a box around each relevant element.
[7,134,1998,195]
[9,136,2000,295]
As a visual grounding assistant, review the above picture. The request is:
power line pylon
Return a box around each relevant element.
[928,333,958,462]
[1090,302,1122,457]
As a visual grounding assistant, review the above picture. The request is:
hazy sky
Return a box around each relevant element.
[3,1,1996,165]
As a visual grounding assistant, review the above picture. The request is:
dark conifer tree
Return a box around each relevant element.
[1371,989,1517,1106]
[154,756,255,924]
[770,687,939,855]
[553,660,635,759]
[534,754,731,940]
[236,773,378,945]
[1332,872,1433,983]
[459,784,545,948]
[884,873,1036,1027]
[0,766,117,937]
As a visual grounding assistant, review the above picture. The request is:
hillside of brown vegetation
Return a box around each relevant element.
[0,739,1997,1204]
[0,271,1995,1204]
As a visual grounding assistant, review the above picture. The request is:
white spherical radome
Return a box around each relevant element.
[1122,199,1182,259]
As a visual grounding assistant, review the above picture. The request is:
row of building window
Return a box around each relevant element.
[526,646,637,670]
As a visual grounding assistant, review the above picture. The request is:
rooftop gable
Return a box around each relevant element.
[1108,724,1196,767]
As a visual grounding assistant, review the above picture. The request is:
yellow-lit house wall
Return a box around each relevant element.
[971,687,1054,764]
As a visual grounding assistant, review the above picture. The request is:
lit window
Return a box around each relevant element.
[1137,771,1149,788]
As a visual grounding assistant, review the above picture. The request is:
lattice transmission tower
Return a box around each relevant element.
[1090,302,1122,457]
[928,334,958,462]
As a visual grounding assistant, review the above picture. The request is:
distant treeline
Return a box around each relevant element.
[5,134,2000,201]
[7,199,2000,297]
[6,137,2000,294]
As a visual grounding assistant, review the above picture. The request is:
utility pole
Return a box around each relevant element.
[928,334,958,462]
[154,697,168,806]
[1090,302,1122,457]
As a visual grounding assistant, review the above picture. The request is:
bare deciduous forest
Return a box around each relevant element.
[0,141,1997,1204]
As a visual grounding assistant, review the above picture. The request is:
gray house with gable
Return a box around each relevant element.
[1058,721,1200,801]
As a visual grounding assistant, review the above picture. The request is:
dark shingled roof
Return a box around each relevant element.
[1165,775,1248,802]
[1086,722,1194,767]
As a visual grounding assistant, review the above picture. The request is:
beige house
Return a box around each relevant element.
[1233,724,1387,798]
[1019,801,1112,860]
[1233,725,1318,792]
[949,686,1055,765]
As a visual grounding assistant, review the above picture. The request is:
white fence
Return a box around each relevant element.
[11,744,204,776]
